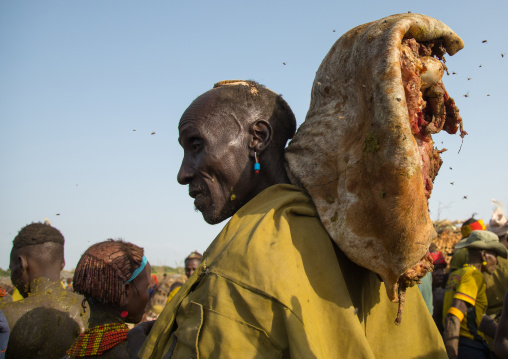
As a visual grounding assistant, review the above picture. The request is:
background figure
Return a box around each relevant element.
[481,202,508,351]
[184,251,202,279]
[0,222,88,359]
[148,275,158,299]
[431,251,447,335]
[141,253,203,323]
[449,217,486,272]
[65,277,73,292]
[0,288,11,306]
[0,311,9,359]
[64,239,151,358]
[166,251,203,306]
[442,231,507,359]
[493,291,508,358]
[418,272,433,314]
[483,203,508,317]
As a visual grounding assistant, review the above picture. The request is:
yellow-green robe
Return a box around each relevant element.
[140,184,445,358]
[484,256,508,316]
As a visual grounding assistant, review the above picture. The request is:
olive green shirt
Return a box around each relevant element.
[484,256,508,316]
[140,184,446,358]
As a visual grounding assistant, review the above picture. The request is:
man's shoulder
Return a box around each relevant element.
[448,267,483,297]
[213,190,337,274]
[5,303,86,359]
[206,215,350,312]
[495,256,508,271]
[465,266,485,283]
[0,287,85,317]
[33,284,85,309]
[2,287,88,334]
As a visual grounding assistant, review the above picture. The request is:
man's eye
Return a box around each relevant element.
[189,138,202,152]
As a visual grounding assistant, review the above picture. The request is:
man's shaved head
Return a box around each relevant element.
[177,80,296,224]
[210,80,297,151]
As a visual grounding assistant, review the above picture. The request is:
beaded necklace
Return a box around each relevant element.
[463,264,478,271]
[66,323,128,357]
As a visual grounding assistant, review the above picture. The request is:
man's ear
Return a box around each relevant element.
[481,250,487,261]
[19,255,28,274]
[61,259,65,271]
[18,254,30,287]
[248,120,272,153]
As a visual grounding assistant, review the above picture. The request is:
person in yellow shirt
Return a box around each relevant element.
[442,230,507,359]
[133,80,447,358]
[9,289,22,302]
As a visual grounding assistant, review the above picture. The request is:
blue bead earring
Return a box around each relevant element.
[254,152,260,174]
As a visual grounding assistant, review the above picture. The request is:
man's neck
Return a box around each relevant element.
[26,277,62,297]
[465,261,482,271]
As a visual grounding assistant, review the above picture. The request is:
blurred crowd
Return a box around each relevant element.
[0,223,202,359]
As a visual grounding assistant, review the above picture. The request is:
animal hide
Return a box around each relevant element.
[285,13,464,315]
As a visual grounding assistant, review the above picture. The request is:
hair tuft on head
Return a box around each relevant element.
[185,250,203,262]
[13,222,64,250]
[209,79,297,150]
[213,80,250,88]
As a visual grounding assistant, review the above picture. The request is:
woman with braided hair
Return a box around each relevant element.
[63,239,151,359]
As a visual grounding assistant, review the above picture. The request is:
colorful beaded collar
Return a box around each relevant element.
[66,323,128,357]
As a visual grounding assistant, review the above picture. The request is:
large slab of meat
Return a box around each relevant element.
[285,13,465,323]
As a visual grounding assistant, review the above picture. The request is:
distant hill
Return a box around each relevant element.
[0,268,9,277]
[0,265,183,280]
[151,265,184,276]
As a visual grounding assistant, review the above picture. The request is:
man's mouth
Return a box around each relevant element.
[189,190,203,199]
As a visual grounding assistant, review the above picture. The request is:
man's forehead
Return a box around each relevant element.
[179,94,244,135]
[179,91,221,129]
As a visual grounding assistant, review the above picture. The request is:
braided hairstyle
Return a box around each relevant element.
[73,239,144,307]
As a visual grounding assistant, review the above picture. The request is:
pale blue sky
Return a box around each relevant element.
[1,0,507,270]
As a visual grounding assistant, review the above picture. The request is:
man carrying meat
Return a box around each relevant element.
[134,80,446,359]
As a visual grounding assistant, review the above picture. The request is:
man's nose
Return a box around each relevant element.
[177,156,194,185]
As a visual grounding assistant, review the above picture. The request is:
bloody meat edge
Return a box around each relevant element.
[394,38,467,325]
[401,38,467,201]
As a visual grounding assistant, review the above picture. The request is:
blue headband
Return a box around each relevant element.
[125,255,147,283]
